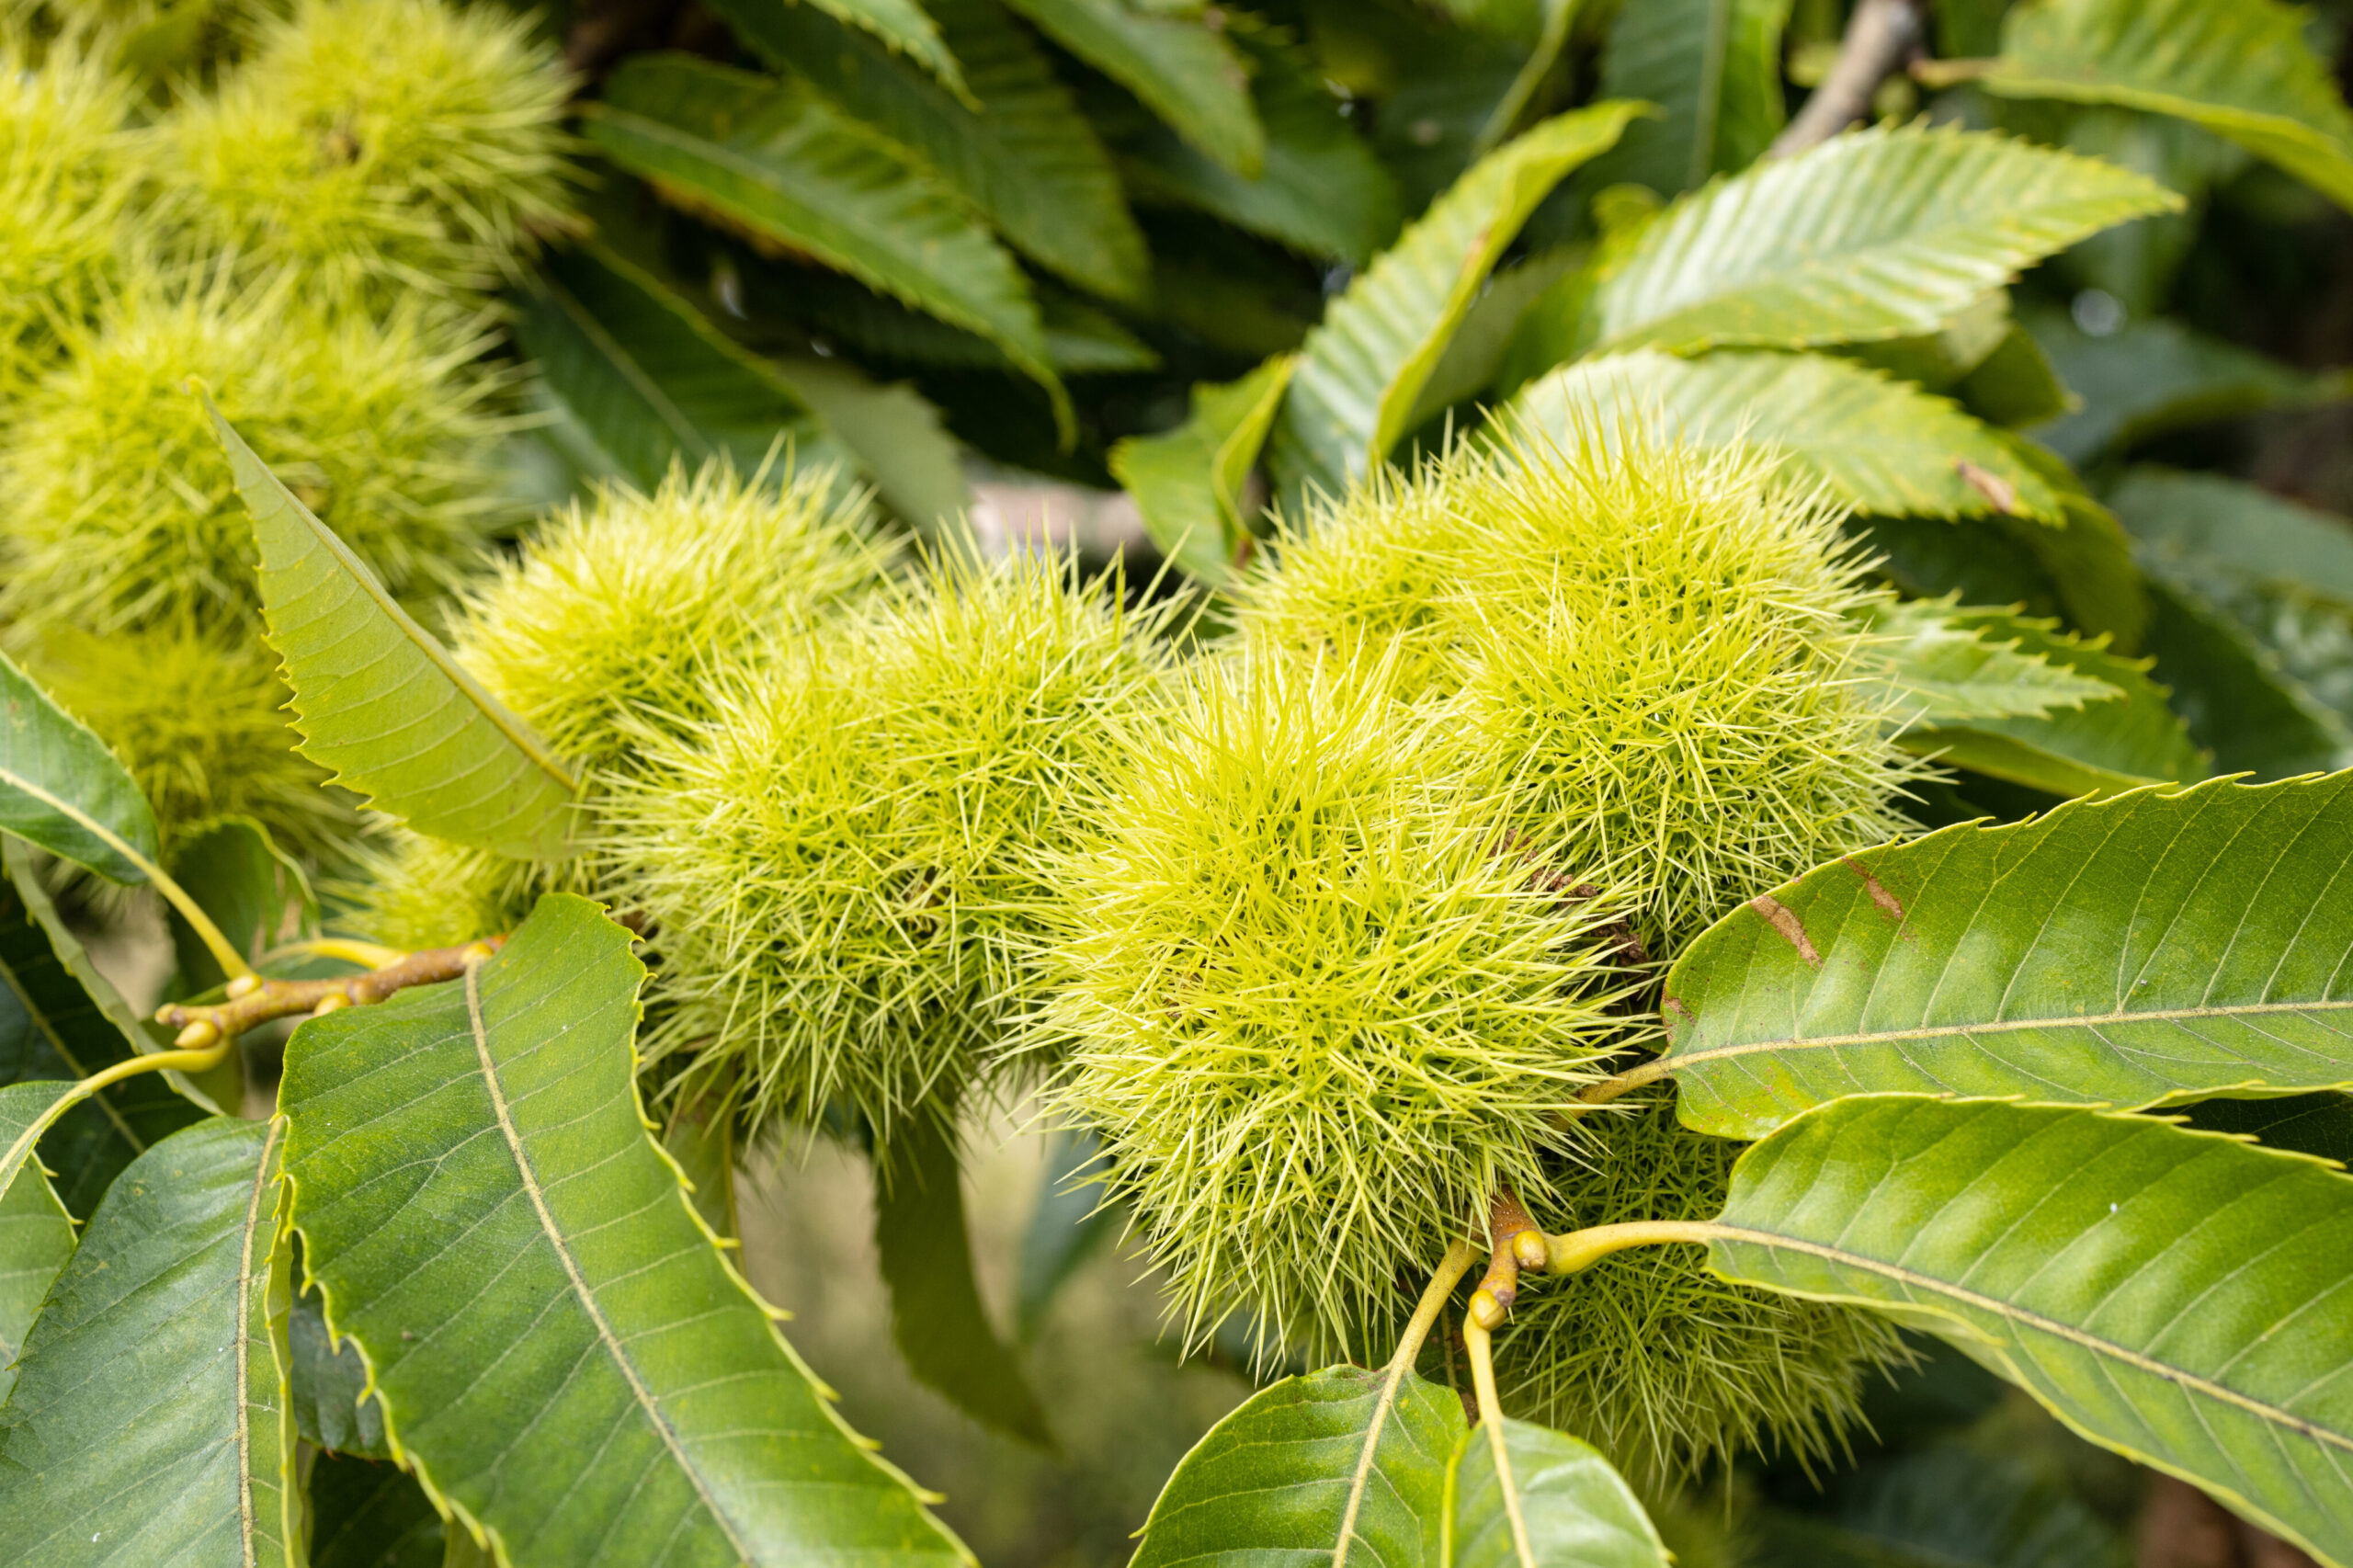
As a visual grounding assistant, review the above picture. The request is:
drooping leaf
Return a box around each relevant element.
[163,815,315,997]
[279,895,972,1568]
[0,649,162,886]
[0,869,203,1219]
[1273,102,1645,496]
[1448,1418,1672,1568]
[873,1109,1053,1448]
[767,351,972,538]
[0,1081,77,1408]
[715,0,1149,303]
[1113,26,1403,266]
[1131,1364,1466,1568]
[1578,0,1790,197]
[0,1117,301,1566]
[1892,607,2199,797]
[584,55,1068,429]
[1580,125,2177,358]
[1505,349,2068,524]
[2139,579,2351,782]
[1851,598,2124,723]
[998,0,1260,175]
[1658,773,2353,1139]
[1986,0,2353,213]
[514,244,833,493]
[1702,1096,2353,1568]
[210,402,581,862]
[2022,307,2326,468]
[2112,466,2353,610]
[2185,1091,2353,1167]
[1747,1438,2128,1568]
[792,0,970,100]
[1110,354,1293,585]
[308,1454,444,1568]
[1014,1126,1117,1341]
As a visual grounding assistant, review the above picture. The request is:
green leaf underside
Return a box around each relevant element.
[1586,125,2178,357]
[0,1117,300,1567]
[997,0,1261,176]
[1959,322,2075,428]
[717,0,1148,303]
[515,244,828,494]
[1893,608,2202,797]
[2023,308,2318,469]
[210,403,579,862]
[0,873,201,1218]
[1505,348,2067,524]
[1986,0,2353,213]
[279,895,970,1568]
[1661,774,2353,1140]
[585,55,1066,426]
[1131,1365,1466,1568]
[1712,1096,2353,1566]
[1449,1419,1672,1568]
[874,1109,1053,1448]
[2113,466,2353,610]
[0,650,161,885]
[0,1081,77,1409]
[791,0,969,100]
[1114,29,1403,267]
[1582,0,1789,197]
[1110,355,1294,585]
[1852,598,2124,723]
[1275,102,1645,496]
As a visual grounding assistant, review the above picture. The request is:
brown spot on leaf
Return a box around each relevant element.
[1841,857,1905,924]
[1956,459,2018,515]
[1748,895,1822,968]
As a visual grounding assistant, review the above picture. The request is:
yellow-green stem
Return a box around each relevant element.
[1544,1219,1721,1275]
[1333,1242,1477,1568]
[1463,1313,1535,1568]
[145,866,255,984]
[1577,1056,1672,1107]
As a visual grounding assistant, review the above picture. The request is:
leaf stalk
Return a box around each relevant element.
[156,937,505,1040]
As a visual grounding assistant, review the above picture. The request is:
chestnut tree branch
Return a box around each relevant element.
[1769,0,1931,157]
[156,937,505,1039]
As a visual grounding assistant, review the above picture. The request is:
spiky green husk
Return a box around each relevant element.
[611,551,1168,1136]
[344,830,587,953]
[1041,650,1642,1362]
[140,0,574,299]
[0,270,510,635]
[449,461,896,781]
[1242,428,1923,951]
[1497,1100,1908,1491]
[13,620,355,858]
[0,31,136,387]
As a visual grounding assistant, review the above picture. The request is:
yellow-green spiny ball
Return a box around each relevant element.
[344,831,589,954]
[1496,1097,1907,1490]
[0,32,136,387]
[610,550,1169,1139]
[1041,650,1643,1363]
[14,621,355,858]
[449,460,896,782]
[141,0,574,299]
[0,275,510,635]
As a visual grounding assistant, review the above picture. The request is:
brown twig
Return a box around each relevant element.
[156,938,506,1040]
[1469,1188,1550,1330]
[1769,0,1930,157]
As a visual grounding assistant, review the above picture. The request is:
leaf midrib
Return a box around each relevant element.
[461,960,753,1561]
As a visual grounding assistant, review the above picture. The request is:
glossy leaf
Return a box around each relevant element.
[1987,0,2353,213]
[0,1117,301,1566]
[1448,1418,1671,1568]
[1131,1364,1465,1568]
[2023,308,2323,468]
[792,0,969,99]
[1584,125,2177,357]
[1114,27,1402,266]
[999,0,1260,175]
[584,55,1067,426]
[280,895,971,1568]
[0,1081,76,1408]
[1274,102,1644,495]
[1852,598,2123,723]
[1110,354,1293,585]
[1893,608,2200,797]
[0,649,161,885]
[1506,349,2068,524]
[2140,579,2351,782]
[874,1111,1053,1448]
[1707,1096,2353,1567]
[213,404,580,862]
[1659,774,2353,1139]
[719,0,1149,303]
[1579,0,1790,196]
